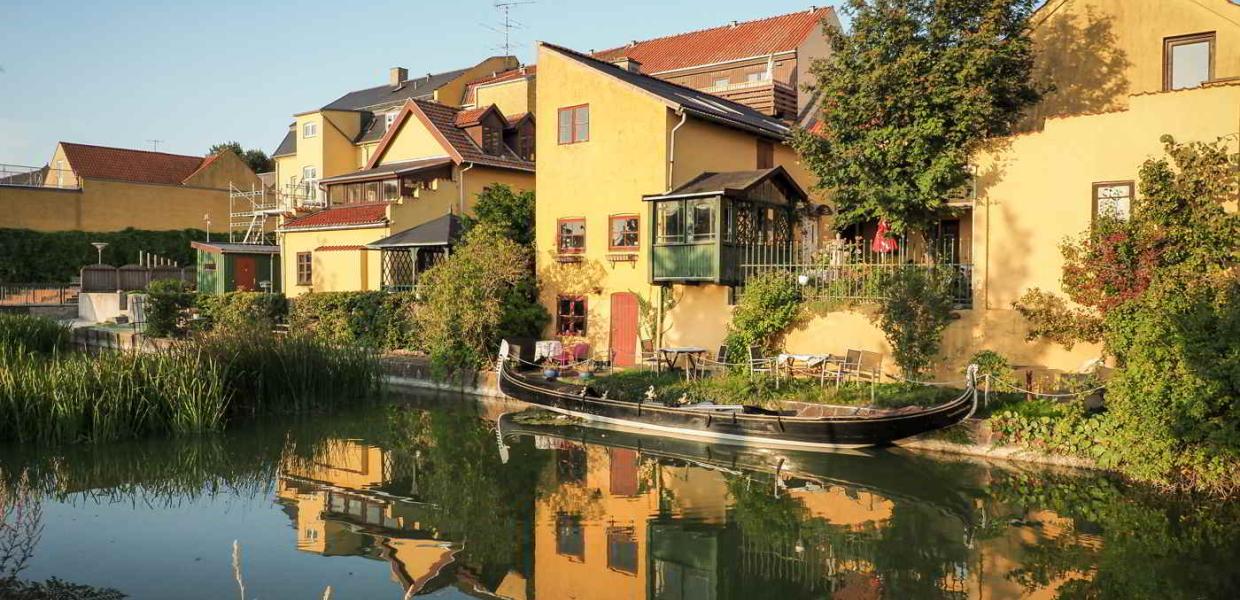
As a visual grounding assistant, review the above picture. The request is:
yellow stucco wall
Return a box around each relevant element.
[181,150,262,190]
[321,110,364,178]
[433,56,519,106]
[0,179,232,234]
[280,225,386,296]
[473,75,536,116]
[0,186,83,231]
[535,44,672,356]
[376,115,451,167]
[1023,0,1240,128]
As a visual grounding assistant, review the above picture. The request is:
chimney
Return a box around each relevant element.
[389,67,407,89]
[611,56,642,73]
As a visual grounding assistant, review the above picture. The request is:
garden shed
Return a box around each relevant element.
[191,241,280,294]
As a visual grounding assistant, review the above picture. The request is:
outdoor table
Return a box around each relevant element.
[534,340,563,363]
[658,347,708,380]
[777,353,843,383]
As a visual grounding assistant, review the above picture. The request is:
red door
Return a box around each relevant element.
[234,256,257,291]
[609,292,639,367]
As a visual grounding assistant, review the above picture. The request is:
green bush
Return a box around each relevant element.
[965,349,1017,389]
[196,292,288,334]
[723,272,801,364]
[0,228,204,283]
[0,314,69,355]
[144,279,195,338]
[877,266,958,377]
[289,291,417,350]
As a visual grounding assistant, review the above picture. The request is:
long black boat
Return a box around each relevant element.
[496,341,978,451]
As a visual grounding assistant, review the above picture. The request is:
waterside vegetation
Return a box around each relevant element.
[0,315,380,445]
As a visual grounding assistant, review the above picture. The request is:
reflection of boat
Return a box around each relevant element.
[498,413,981,524]
[498,341,979,450]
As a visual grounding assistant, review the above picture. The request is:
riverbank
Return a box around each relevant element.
[377,354,1099,471]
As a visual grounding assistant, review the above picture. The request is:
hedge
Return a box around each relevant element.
[289,291,418,350]
[196,292,289,334]
[0,228,205,283]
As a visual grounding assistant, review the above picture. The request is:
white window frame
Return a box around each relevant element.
[302,166,318,199]
[302,122,318,138]
[384,111,398,131]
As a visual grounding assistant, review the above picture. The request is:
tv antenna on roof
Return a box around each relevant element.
[487,1,535,57]
[146,139,164,151]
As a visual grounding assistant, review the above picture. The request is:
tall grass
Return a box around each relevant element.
[0,313,69,355]
[0,322,382,445]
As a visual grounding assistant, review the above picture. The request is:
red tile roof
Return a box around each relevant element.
[60,142,211,185]
[593,7,834,74]
[413,100,533,171]
[282,203,388,230]
[454,106,496,127]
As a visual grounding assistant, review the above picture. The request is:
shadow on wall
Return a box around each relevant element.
[1018,6,1131,133]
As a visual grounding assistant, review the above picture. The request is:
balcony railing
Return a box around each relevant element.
[0,283,80,306]
[701,79,798,118]
[0,164,79,189]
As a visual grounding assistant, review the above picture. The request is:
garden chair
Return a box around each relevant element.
[553,342,591,369]
[639,339,660,372]
[835,349,883,402]
[696,345,730,379]
[747,346,777,385]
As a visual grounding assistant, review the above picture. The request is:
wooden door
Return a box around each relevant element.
[609,292,639,367]
[234,256,257,291]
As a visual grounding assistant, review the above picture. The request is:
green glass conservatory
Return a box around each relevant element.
[644,166,808,285]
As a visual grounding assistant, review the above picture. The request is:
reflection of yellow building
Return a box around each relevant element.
[277,439,458,596]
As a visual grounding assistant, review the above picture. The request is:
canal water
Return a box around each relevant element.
[0,390,1235,599]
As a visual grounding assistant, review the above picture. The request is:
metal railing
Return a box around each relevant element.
[0,283,80,306]
[738,239,974,308]
[0,163,79,189]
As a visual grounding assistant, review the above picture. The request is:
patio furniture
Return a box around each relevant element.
[834,349,883,401]
[553,342,591,369]
[747,346,778,384]
[639,339,661,372]
[592,349,616,373]
[778,353,842,385]
[534,340,564,363]
[697,345,730,379]
[659,347,708,381]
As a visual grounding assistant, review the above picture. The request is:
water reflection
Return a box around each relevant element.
[0,394,1236,599]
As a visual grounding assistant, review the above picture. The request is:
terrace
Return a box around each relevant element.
[0,163,78,189]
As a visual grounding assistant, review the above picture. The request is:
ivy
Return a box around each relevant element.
[723,272,801,364]
[876,266,958,377]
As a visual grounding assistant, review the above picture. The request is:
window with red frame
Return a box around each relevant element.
[558,105,589,144]
[609,215,639,250]
[556,296,587,336]
[557,218,586,254]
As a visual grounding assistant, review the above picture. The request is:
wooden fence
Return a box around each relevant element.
[80,264,196,293]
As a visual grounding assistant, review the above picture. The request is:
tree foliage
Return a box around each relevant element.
[876,266,958,377]
[791,0,1041,234]
[461,184,536,246]
[723,272,802,364]
[0,228,204,283]
[416,224,543,376]
[208,141,273,174]
[1017,137,1239,495]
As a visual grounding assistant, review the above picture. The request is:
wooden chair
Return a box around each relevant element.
[639,339,660,372]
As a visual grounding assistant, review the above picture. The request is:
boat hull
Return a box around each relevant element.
[496,343,977,451]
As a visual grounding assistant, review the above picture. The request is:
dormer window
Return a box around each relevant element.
[384,111,398,131]
[1164,32,1215,91]
[483,125,502,155]
[302,122,318,138]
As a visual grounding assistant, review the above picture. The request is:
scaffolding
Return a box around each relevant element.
[228,181,325,244]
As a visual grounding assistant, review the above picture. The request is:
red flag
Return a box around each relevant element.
[872,219,898,254]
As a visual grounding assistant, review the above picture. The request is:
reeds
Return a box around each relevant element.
[0,326,382,445]
[0,314,69,355]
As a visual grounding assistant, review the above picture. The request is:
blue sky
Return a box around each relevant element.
[0,0,844,167]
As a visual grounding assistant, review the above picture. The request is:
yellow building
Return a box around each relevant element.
[534,0,1240,377]
[270,56,521,202]
[0,142,259,234]
[277,97,534,296]
[533,41,824,367]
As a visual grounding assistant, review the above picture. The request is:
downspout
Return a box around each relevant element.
[666,109,688,192]
[658,109,689,349]
[458,162,475,216]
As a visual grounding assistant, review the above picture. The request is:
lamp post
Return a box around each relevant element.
[203,213,212,243]
[91,242,108,265]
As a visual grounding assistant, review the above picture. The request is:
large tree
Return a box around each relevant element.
[792,0,1042,235]
[208,141,274,174]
